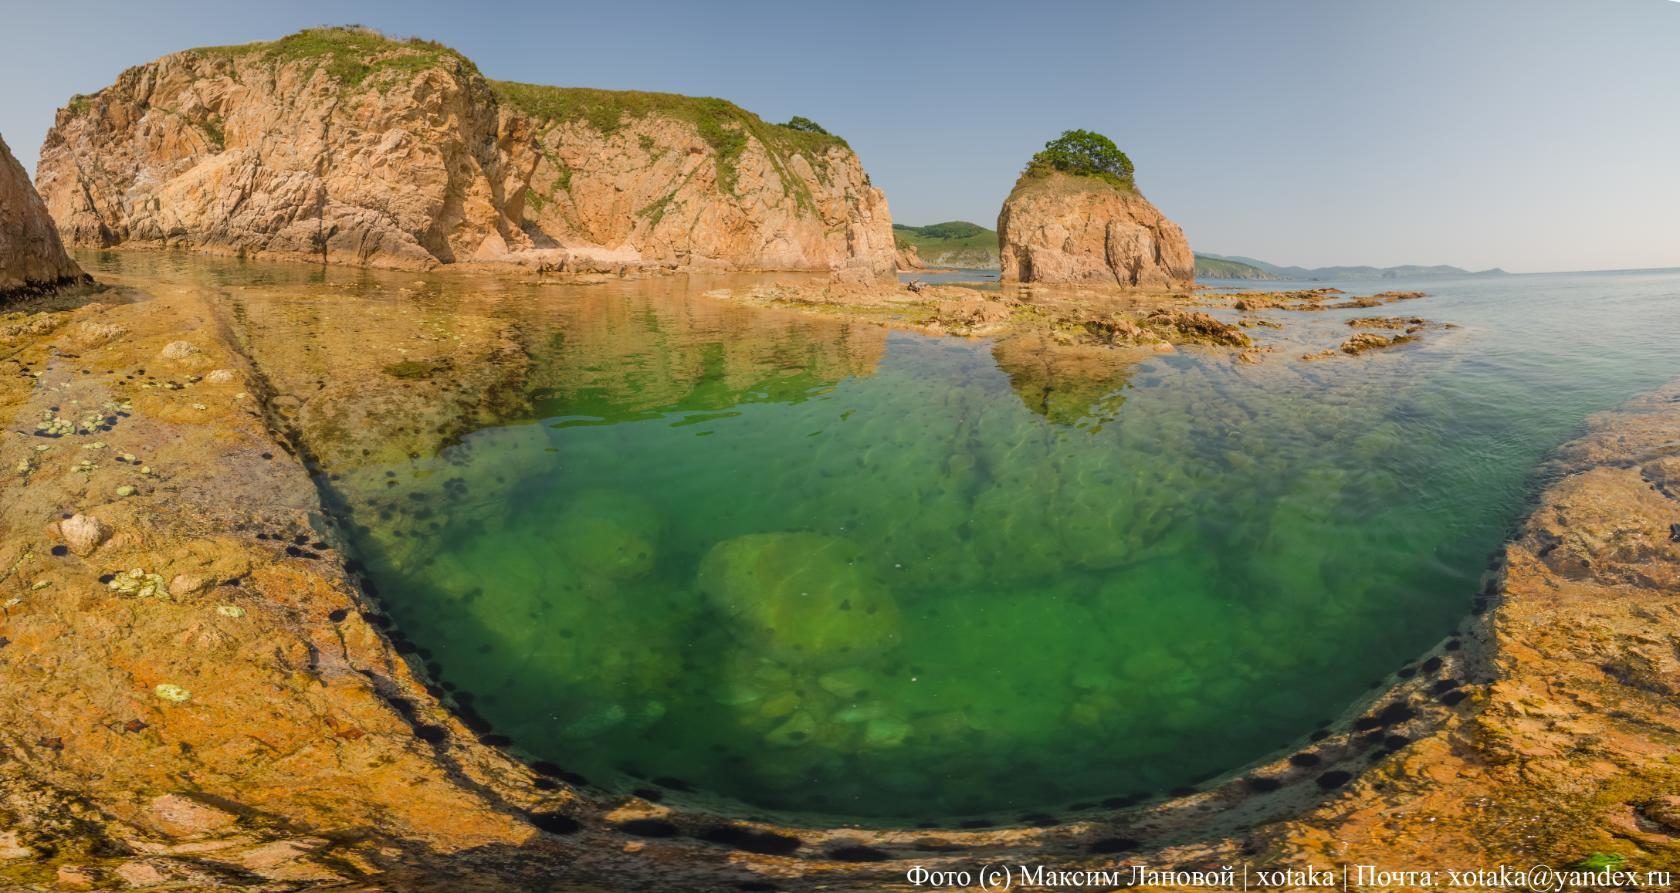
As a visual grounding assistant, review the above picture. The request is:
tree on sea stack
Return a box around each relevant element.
[1025,129,1135,190]
[997,130,1192,288]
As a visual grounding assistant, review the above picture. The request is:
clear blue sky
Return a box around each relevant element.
[3,0,1677,273]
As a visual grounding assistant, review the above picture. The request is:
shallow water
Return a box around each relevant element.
[82,253,1680,823]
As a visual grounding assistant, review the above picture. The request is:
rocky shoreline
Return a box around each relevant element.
[2,260,1679,889]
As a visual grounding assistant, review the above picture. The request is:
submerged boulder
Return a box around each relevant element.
[698,532,901,665]
[1,133,85,298]
[552,489,660,581]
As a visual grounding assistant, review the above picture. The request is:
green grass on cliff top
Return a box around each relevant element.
[179,27,849,197]
[1017,159,1136,193]
[191,26,480,88]
[490,82,850,196]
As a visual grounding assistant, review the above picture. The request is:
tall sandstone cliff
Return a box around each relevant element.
[1,133,85,297]
[36,29,895,275]
[997,170,1193,289]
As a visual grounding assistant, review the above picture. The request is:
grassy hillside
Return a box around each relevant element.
[1194,254,1277,280]
[893,221,998,268]
[192,26,481,88]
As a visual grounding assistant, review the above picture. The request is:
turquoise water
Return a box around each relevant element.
[85,253,1680,823]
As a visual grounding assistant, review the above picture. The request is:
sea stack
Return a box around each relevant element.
[35,27,896,276]
[998,130,1193,289]
[1,133,85,298]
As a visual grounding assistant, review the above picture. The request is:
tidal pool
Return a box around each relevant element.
[83,252,1680,823]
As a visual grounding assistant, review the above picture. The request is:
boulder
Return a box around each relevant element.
[552,489,660,581]
[59,513,111,556]
[698,532,901,666]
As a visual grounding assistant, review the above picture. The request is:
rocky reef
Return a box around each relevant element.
[0,133,85,299]
[35,28,895,276]
[998,170,1193,289]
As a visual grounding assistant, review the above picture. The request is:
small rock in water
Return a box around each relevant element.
[561,703,627,738]
[817,668,873,699]
[214,605,246,618]
[115,485,136,497]
[159,341,200,360]
[154,683,192,703]
[170,575,209,597]
[765,710,817,747]
[59,513,111,556]
[863,716,911,748]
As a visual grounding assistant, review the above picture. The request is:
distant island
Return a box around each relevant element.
[1195,252,1508,281]
[892,221,998,268]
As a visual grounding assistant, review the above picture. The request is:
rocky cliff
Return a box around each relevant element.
[1,133,85,298]
[895,243,924,270]
[997,170,1192,289]
[35,28,895,276]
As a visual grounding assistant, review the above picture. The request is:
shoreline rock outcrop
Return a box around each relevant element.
[895,243,924,270]
[997,170,1193,289]
[34,28,896,276]
[1,133,86,298]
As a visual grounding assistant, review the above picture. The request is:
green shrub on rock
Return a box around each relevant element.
[1025,129,1135,189]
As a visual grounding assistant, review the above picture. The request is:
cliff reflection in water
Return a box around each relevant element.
[991,335,1138,431]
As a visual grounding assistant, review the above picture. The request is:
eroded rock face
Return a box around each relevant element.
[896,243,924,270]
[1,133,85,297]
[35,30,895,276]
[997,171,1192,289]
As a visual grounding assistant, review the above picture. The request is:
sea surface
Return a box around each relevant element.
[80,253,1680,824]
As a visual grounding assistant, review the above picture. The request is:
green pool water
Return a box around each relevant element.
[83,253,1680,823]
